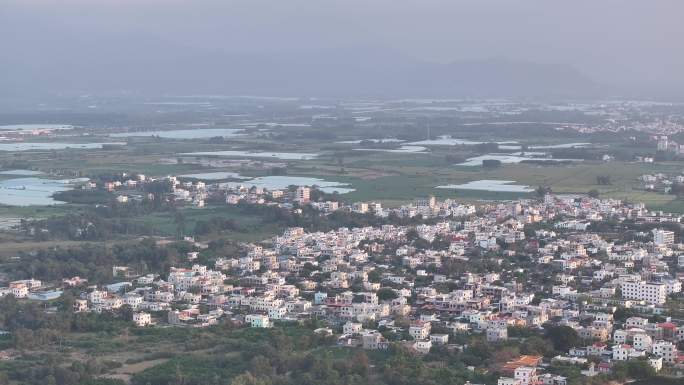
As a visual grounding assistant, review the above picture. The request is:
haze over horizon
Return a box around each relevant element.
[2,0,683,100]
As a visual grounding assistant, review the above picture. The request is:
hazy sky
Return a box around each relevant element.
[2,0,683,96]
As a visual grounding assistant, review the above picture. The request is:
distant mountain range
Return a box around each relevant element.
[2,38,600,98]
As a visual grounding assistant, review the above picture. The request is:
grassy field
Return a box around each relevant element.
[0,205,79,219]
[2,129,684,214]
[5,157,681,217]
[132,205,285,242]
[288,154,684,208]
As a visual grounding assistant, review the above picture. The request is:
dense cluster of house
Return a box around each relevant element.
[84,172,482,220]
[0,279,53,300]
[6,188,684,382]
[85,173,210,207]
[641,172,684,194]
[656,135,684,155]
[228,186,480,219]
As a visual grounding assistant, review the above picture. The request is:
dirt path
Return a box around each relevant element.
[100,358,170,384]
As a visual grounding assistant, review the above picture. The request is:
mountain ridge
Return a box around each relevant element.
[1,40,599,98]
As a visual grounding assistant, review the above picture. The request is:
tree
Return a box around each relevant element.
[545,326,580,352]
[536,185,552,198]
[431,234,451,251]
[492,346,520,366]
[445,154,466,164]
[350,351,370,378]
[612,360,655,381]
[377,288,398,301]
[269,167,287,176]
[475,142,500,153]
[520,335,554,356]
[249,356,274,378]
[230,372,264,385]
[367,269,381,283]
[174,212,186,240]
[482,159,502,168]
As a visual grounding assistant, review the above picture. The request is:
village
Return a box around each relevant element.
[3,171,684,385]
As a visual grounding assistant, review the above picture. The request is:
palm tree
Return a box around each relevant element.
[174,211,186,240]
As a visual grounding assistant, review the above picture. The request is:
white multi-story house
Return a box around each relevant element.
[625,317,649,329]
[268,307,286,320]
[245,314,271,328]
[73,299,88,312]
[10,284,28,298]
[430,334,449,345]
[652,340,678,363]
[413,339,432,354]
[409,321,431,340]
[497,378,520,385]
[133,312,152,327]
[123,293,144,309]
[621,280,667,305]
[663,279,682,295]
[343,322,363,335]
[514,366,537,385]
[612,344,634,361]
[87,289,107,304]
[653,229,675,245]
[295,186,310,203]
[487,326,509,342]
[633,333,652,351]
